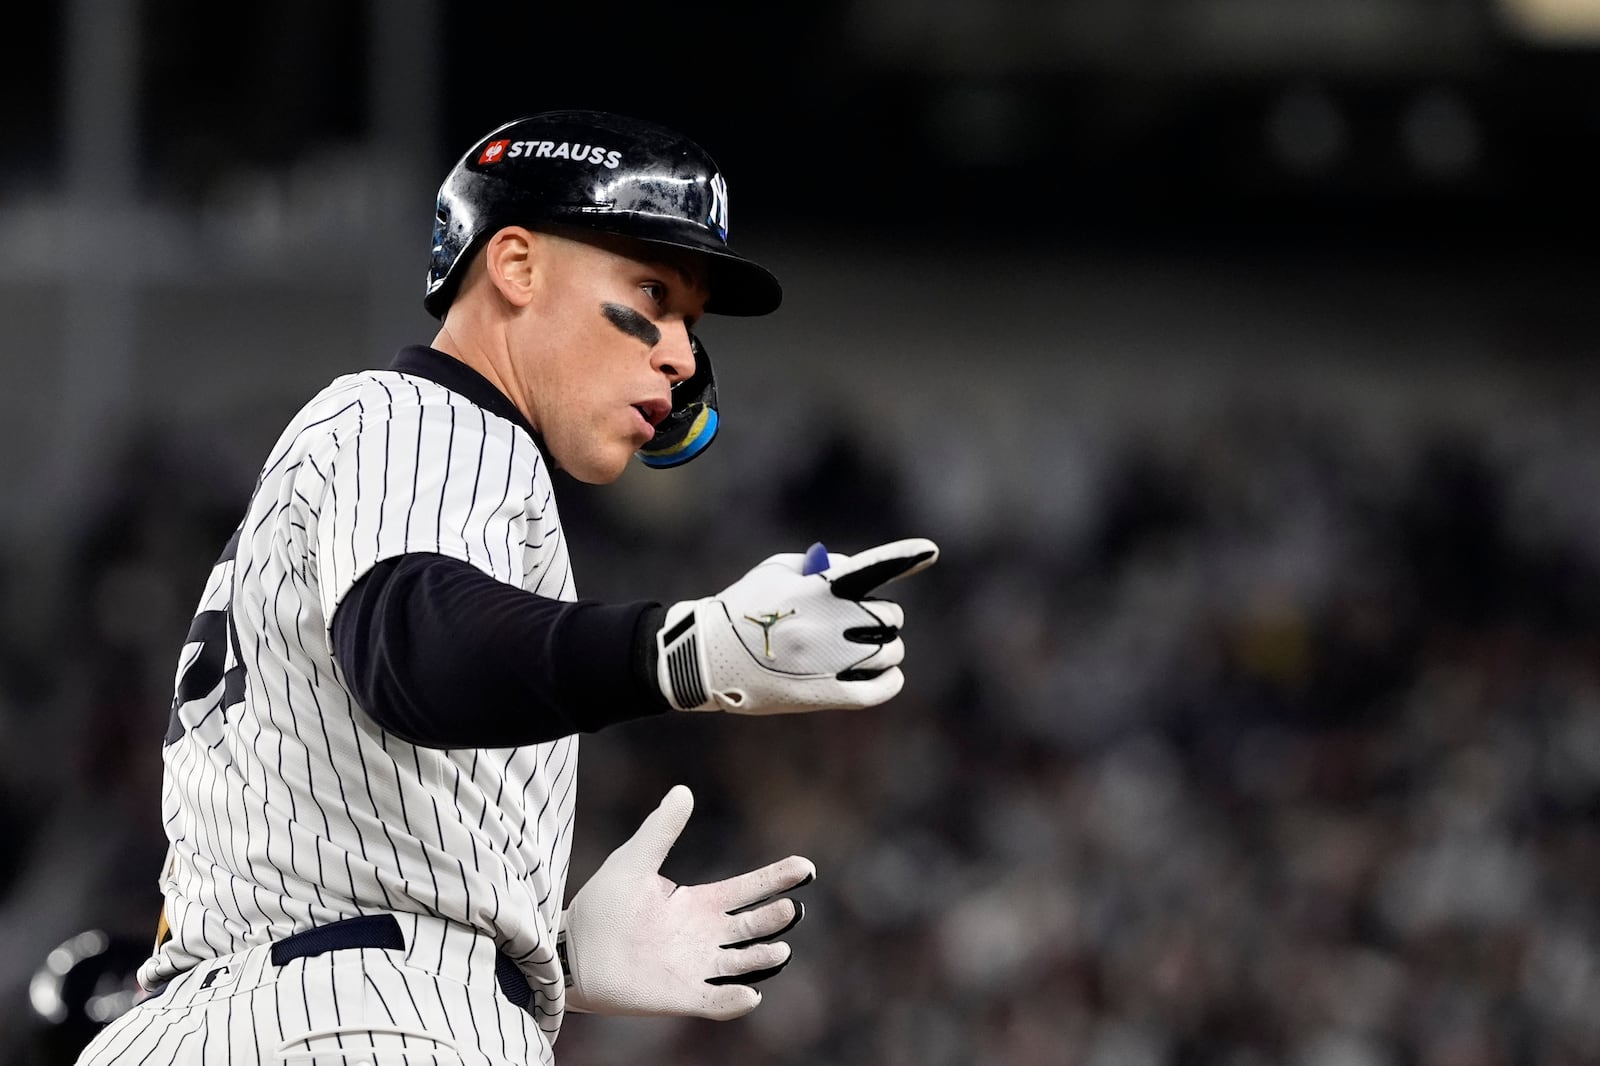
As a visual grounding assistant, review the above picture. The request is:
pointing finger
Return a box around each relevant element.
[824,538,939,600]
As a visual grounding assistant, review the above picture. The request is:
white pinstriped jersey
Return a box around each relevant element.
[142,364,577,1045]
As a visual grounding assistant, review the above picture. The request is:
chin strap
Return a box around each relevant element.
[637,334,719,469]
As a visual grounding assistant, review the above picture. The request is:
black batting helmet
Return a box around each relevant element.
[424,110,783,319]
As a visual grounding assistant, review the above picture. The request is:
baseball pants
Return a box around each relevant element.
[74,914,555,1065]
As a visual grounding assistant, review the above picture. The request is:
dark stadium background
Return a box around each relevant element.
[3,2,1598,1063]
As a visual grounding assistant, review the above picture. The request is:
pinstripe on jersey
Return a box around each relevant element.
[140,362,577,1053]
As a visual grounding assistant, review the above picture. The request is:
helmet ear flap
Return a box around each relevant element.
[637,334,718,469]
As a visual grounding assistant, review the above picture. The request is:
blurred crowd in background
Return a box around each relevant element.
[4,368,1600,1064]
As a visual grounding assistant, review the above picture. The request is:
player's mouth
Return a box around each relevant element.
[632,398,670,429]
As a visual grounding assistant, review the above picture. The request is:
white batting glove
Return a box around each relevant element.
[656,537,939,714]
[560,785,813,1019]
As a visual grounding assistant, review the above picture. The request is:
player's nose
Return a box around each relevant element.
[652,322,697,385]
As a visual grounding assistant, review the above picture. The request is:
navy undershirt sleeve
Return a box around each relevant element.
[332,552,671,747]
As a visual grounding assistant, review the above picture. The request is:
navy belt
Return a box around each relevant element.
[270,914,532,1009]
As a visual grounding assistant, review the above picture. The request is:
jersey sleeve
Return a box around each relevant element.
[333,554,669,745]
[310,397,541,628]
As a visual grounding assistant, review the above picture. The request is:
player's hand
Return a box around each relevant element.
[560,785,813,1020]
[656,537,940,714]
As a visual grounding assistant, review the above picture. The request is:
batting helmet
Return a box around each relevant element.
[424,110,780,468]
[424,110,782,319]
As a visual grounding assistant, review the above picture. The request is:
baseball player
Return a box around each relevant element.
[73,109,938,1065]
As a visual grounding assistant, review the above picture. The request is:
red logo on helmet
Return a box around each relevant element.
[478,140,511,165]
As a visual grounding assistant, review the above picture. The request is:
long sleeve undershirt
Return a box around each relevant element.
[332,551,670,748]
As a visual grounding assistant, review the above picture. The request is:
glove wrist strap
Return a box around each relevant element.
[657,600,716,711]
[556,927,574,989]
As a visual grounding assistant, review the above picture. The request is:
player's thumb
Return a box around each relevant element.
[618,784,694,875]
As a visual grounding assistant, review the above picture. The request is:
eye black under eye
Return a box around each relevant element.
[601,302,661,346]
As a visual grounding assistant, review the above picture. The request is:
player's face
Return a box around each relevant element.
[514,231,710,484]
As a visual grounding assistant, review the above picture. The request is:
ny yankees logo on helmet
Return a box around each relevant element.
[707,172,729,241]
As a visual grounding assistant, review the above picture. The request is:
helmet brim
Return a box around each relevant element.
[689,243,784,317]
[597,224,783,317]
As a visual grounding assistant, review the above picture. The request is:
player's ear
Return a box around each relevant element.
[482,226,538,309]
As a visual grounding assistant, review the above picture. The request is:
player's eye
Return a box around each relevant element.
[640,281,668,309]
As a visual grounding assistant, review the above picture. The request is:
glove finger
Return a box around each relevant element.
[707,958,791,987]
[845,637,905,677]
[824,538,939,601]
[698,983,761,1020]
[712,855,816,914]
[729,957,791,986]
[722,898,804,949]
[844,625,898,646]
[833,666,905,704]
[846,599,904,639]
[706,941,792,984]
[618,784,695,877]
[865,599,906,630]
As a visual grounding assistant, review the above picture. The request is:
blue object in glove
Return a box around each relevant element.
[802,542,830,576]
